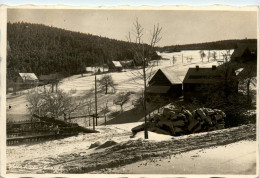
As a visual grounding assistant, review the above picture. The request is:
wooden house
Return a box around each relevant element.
[108,61,123,72]
[15,73,39,90]
[147,68,182,98]
[183,65,238,101]
[231,43,257,63]
[39,73,62,92]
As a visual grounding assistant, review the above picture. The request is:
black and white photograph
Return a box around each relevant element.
[1,5,259,176]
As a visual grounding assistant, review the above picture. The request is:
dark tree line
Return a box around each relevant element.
[7,22,159,82]
[159,39,257,52]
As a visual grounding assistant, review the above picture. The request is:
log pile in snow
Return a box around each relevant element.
[132,105,226,136]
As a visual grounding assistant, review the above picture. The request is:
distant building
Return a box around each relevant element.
[39,73,62,85]
[108,61,123,72]
[120,60,134,68]
[14,73,39,90]
[85,66,109,73]
[18,73,39,83]
[183,65,238,101]
[147,68,182,98]
[231,43,257,63]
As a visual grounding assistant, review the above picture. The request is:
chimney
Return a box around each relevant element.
[212,65,216,70]
[196,65,199,71]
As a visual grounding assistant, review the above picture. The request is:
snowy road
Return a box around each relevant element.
[101,140,257,174]
[6,124,256,174]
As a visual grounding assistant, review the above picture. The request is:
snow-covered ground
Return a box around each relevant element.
[6,123,257,174]
[5,49,258,176]
[99,140,257,174]
[6,122,142,165]
[6,50,234,123]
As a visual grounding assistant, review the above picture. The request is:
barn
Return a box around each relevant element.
[183,65,238,101]
[108,61,123,72]
[147,68,182,98]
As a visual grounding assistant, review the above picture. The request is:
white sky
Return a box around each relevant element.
[7,9,258,46]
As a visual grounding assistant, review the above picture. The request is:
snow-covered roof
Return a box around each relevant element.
[19,73,38,81]
[160,68,182,84]
[235,68,244,76]
[156,51,161,56]
[112,61,122,68]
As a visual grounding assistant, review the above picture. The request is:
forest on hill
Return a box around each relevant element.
[159,39,257,52]
[7,22,257,82]
[7,22,158,81]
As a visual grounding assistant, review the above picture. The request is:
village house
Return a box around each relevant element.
[120,60,134,68]
[147,68,182,98]
[231,43,257,63]
[108,61,123,72]
[14,73,39,90]
[183,65,238,101]
[39,73,62,92]
[39,73,61,85]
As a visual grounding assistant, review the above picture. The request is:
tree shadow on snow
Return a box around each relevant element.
[105,108,145,125]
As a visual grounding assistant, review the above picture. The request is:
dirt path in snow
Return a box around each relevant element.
[7,124,256,174]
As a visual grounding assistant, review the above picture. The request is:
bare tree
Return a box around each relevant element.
[221,50,231,63]
[190,56,193,63]
[185,56,189,63]
[26,89,83,120]
[172,55,176,65]
[97,74,115,94]
[126,18,162,139]
[207,50,211,62]
[199,50,206,62]
[113,92,131,112]
[212,51,217,61]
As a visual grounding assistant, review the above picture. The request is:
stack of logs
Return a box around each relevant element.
[132,105,226,136]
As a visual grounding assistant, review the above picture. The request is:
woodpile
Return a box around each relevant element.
[132,105,226,136]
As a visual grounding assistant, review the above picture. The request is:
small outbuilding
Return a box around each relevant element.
[120,60,134,68]
[147,68,182,98]
[18,73,39,83]
[14,73,39,90]
[108,61,123,72]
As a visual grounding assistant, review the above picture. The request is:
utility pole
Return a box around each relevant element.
[92,114,95,130]
[95,71,98,126]
[143,59,148,139]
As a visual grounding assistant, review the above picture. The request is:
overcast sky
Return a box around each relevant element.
[7,9,258,46]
